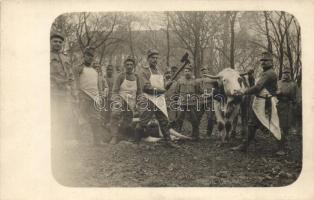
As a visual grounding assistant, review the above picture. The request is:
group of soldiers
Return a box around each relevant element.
[51,29,298,155]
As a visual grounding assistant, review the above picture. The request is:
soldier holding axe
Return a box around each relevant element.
[135,50,191,146]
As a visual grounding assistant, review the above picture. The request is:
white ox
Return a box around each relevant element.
[205,68,250,145]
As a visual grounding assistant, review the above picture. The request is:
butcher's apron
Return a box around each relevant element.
[79,67,99,102]
[119,77,137,111]
[252,88,281,140]
[143,68,168,119]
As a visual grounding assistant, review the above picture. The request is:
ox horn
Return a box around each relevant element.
[169,128,193,140]
[203,74,220,79]
[239,72,248,76]
[142,136,163,143]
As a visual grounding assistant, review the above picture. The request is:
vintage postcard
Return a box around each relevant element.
[1,0,313,199]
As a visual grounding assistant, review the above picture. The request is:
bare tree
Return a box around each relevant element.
[169,11,213,77]
[230,12,237,69]
[75,12,118,53]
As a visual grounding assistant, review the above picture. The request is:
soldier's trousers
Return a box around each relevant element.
[276,101,292,149]
[136,98,171,140]
[176,105,199,137]
[110,99,134,140]
[51,93,79,145]
[197,104,214,135]
[243,107,285,149]
[79,91,108,145]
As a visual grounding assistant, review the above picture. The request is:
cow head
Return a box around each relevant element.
[205,68,247,99]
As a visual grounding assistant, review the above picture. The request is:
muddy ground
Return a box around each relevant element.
[52,120,302,187]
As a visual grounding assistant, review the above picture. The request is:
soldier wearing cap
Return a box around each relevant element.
[50,29,78,144]
[196,66,217,137]
[109,56,142,144]
[233,52,282,155]
[164,68,179,125]
[170,65,179,79]
[164,69,172,82]
[101,64,115,126]
[276,67,297,154]
[174,65,201,140]
[75,46,109,146]
[136,49,178,147]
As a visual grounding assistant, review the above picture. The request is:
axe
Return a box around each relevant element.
[165,52,190,90]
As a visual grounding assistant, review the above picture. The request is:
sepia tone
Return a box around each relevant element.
[50,11,302,187]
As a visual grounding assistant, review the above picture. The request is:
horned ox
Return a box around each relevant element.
[205,68,251,145]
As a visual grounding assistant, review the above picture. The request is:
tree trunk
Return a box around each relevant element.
[127,21,135,58]
[222,13,230,68]
[166,13,170,67]
[230,12,237,69]
[263,11,273,53]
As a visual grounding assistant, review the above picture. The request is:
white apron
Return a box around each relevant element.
[79,67,99,102]
[119,76,137,111]
[252,88,281,140]
[143,67,168,119]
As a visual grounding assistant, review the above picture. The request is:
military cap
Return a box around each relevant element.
[124,55,136,64]
[147,49,159,58]
[50,29,64,41]
[171,65,178,69]
[184,65,192,71]
[84,46,96,56]
[260,51,273,61]
[164,69,171,75]
[200,66,208,71]
[282,67,291,74]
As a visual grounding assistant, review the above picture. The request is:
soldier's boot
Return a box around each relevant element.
[206,117,214,136]
[189,125,200,141]
[232,126,256,152]
[91,122,106,146]
[109,124,122,145]
[134,124,145,144]
[275,133,286,156]
[161,128,179,148]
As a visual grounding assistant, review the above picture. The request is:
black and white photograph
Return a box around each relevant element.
[50,11,302,187]
[3,0,314,199]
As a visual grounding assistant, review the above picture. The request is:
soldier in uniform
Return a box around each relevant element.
[101,64,115,126]
[171,65,178,79]
[50,29,78,145]
[196,66,217,137]
[175,65,200,140]
[164,68,178,126]
[232,52,281,154]
[109,56,142,144]
[75,47,109,146]
[276,67,297,155]
[136,49,178,147]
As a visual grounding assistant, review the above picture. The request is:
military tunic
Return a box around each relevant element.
[164,79,178,123]
[102,75,115,123]
[50,51,78,142]
[245,67,278,127]
[196,77,217,135]
[175,77,200,137]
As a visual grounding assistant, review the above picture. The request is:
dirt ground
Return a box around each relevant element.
[52,119,302,187]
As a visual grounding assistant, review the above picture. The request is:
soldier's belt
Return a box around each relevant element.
[255,95,274,99]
